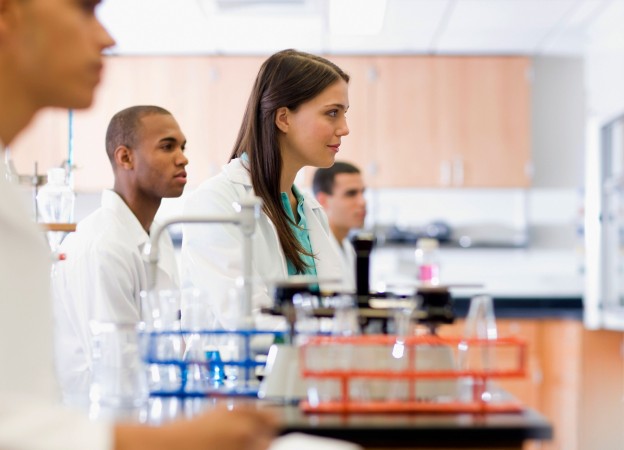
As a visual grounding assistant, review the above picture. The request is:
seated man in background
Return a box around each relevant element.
[53,105,188,403]
[312,161,367,291]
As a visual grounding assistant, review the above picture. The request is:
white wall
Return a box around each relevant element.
[531,57,585,188]
[585,0,624,123]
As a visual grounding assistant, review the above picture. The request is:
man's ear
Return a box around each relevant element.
[316,191,330,209]
[274,106,290,133]
[113,145,133,170]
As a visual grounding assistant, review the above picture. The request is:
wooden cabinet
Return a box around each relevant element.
[9,55,531,191]
[369,56,531,188]
[10,56,264,191]
[432,57,532,188]
[370,57,438,187]
[309,55,531,189]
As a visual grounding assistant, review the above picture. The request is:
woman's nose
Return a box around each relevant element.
[338,117,350,136]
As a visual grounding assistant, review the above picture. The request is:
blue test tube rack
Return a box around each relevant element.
[141,329,286,398]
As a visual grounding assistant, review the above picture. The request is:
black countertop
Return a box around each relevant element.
[277,403,553,449]
[452,295,583,320]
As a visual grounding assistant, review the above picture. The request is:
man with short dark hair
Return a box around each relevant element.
[53,105,188,402]
[312,161,367,290]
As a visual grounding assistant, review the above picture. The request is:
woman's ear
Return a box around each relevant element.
[113,145,133,170]
[275,106,290,133]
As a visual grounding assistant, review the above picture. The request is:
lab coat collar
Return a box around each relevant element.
[99,189,177,285]
[100,190,153,247]
[221,157,323,210]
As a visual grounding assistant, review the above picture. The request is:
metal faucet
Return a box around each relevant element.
[142,195,262,326]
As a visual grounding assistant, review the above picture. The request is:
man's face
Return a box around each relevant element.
[12,0,115,109]
[322,172,367,232]
[132,113,189,200]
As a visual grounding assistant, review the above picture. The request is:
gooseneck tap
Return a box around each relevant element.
[142,195,262,326]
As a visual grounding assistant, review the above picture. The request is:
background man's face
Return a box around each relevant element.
[324,172,366,231]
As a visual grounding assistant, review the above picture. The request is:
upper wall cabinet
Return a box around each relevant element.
[432,57,532,188]
[10,55,531,191]
[370,56,532,188]
[370,56,438,188]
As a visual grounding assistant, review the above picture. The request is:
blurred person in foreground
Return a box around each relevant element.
[312,161,367,291]
[52,105,188,404]
[0,0,276,449]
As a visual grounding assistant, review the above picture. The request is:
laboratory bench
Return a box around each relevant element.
[277,403,552,449]
[90,397,553,450]
[370,245,623,450]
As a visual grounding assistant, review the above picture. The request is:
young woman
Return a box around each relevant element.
[182,49,352,328]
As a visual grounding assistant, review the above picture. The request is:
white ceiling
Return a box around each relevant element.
[97,0,624,56]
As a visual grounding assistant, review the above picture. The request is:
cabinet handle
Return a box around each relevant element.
[453,157,464,186]
[439,160,451,186]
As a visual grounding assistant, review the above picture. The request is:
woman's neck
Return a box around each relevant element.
[279,158,300,194]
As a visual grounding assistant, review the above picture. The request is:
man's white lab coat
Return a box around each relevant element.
[328,232,356,293]
[181,158,347,329]
[53,190,179,403]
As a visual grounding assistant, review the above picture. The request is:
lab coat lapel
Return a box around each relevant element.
[303,196,345,291]
[224,158,289,279]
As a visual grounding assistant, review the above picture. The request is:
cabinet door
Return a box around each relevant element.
[372,56,438,188]
[433,57,531,188]
[206,56,265,170]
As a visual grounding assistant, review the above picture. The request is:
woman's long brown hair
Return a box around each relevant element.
[230,49,349,273]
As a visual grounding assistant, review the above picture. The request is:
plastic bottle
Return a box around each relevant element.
[36,167,74,252]
[415,238,440,285]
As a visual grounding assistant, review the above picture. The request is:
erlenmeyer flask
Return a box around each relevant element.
[458,294,498,403]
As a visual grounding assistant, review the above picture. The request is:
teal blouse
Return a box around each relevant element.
[280,186,317,276]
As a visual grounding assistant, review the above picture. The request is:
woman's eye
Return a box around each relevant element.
[328,110,338,117]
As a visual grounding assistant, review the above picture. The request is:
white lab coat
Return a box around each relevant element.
[328,233,356,293]
[181,158,347,329]
[53,190,179,403]
[0,161,112,449]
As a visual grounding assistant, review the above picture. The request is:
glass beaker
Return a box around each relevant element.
[89,321,149,408]
[140,289,183,393]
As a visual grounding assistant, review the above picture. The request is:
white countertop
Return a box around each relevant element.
[370,246,584,299]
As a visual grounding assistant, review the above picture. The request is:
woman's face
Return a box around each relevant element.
[278,79,350,172]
